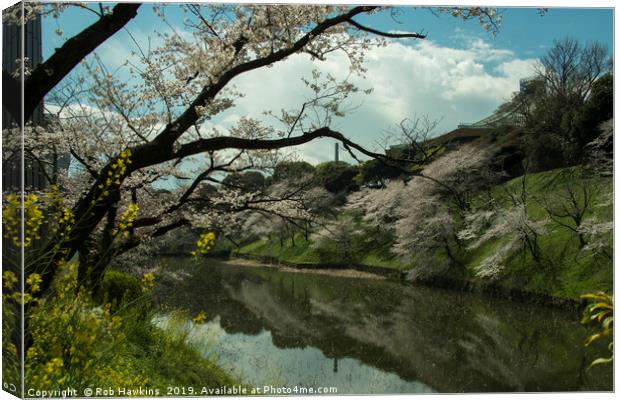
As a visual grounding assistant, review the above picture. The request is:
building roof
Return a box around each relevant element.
[428,127,492,146]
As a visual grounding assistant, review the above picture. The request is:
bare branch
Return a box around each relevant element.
[346,18,426,39]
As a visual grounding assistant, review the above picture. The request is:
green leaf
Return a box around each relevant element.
[585,333,602,346]
[588,356,613,369]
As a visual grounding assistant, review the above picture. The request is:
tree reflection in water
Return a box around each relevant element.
[154,259,612,393]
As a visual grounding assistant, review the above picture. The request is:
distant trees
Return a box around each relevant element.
[354,159,402,188]
[571,74,613,150]
[311,215,364,263]
[234,173,336,247]
[313,161,359,194]
[507,37,612,171]
[271,161,315,183]
[457,164,612,282]
[389,116,445,164]
[221,171,266,192]
[270,149,409,193]
[346,180,404,226]
[585,119,613,177]
[541,177,596,248]
[329,143,501,278]
[538,38,608,101]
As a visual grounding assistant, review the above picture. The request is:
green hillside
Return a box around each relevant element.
[236,166,612,301]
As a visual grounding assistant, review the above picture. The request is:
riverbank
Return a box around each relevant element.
[233,167,612,309]
[16,264,242,395]
[220,257,387,280]
[98,270,244,391]
[230,252,401,279]
[226,253,583,310]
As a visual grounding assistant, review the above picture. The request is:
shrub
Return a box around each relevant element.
[98,270,145,311]
[313,161,359,193]
[25,262,147,391]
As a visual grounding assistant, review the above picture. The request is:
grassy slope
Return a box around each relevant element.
[463,167,613,299]
[238,233,321,264]
[100,271,242,390]
[122,320,241,389]
[237,232,407,270]
[237,167,612,300]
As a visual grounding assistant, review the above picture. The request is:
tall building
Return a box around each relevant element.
[2,5,44,126]
[2,4,46,191]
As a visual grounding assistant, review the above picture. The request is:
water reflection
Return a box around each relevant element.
[155,259,612,393]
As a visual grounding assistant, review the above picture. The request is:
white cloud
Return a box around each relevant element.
[495,58,538,78]
[468,37,514,61]
[207,37,538,164]
[62,28,538,166]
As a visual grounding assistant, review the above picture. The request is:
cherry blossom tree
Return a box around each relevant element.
[310,214,364,263]
[585,119,613,177]
[342,142,502,277]
[3,3,501,293]
[458,204,548,280]
[577,217,613,260]
[345,180,405,227]
[237,175,335,246]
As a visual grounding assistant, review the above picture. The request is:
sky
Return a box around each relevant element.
[39,2,614,165]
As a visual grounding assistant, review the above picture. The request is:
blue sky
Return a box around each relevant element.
[356,7,613,59]
[42,5,614,61]
[40,3,614,165]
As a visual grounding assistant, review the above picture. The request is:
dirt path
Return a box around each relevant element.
[221,258,386,280]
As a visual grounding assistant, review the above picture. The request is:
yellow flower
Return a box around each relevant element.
[44,357,64,374]
[26,273,43,294]
[62,208,74,223]
[142,273,155,288]
[192,311,207,325]
[192,232,216,257]
[26,346,38,360]
[3,271,17,289]
[3,193,45,247]
[114,203,139,239]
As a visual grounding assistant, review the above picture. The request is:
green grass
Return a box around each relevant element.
[358,238,410,270]
[122,317,240,389]
[463,166,613,299]
[19,265,241,395]
[360,253,405,270]
[101,271,242,390]
[237,231,409,271]
[237,233,322,264]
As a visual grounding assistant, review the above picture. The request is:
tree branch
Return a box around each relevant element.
[5,3,142,122]
[149,5,378,149]
[346,18,426,39]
